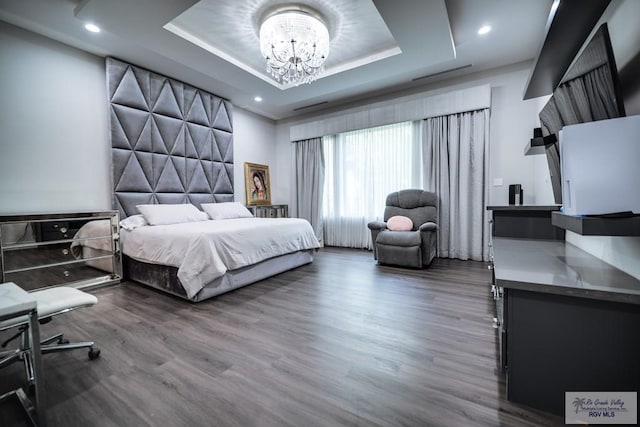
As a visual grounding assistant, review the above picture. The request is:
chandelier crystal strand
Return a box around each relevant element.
[259,9,329,86]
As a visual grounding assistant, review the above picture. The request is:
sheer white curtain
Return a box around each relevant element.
[423,109,490,261]
[322,121,422,249]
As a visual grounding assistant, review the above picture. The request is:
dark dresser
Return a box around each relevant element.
[490,236,640,416]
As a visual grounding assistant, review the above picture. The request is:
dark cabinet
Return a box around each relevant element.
[492,237,640,416]
[505,288,640,416]
[487,205,564,240]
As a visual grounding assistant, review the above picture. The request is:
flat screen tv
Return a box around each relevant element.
[538,23,626,204]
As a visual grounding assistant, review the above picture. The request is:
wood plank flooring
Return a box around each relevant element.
[0,247,564,426]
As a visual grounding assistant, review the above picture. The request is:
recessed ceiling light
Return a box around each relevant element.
[254,96,263,102]
[84,23,101,33]
[478,25,492,35]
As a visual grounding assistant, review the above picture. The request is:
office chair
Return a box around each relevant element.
[0,286,100,387]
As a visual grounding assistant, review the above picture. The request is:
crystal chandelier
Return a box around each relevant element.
[259,7,330,86]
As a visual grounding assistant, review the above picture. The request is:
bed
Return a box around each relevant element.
[71,209,320,302]
[120,215,320,301]
[105,58,320,302]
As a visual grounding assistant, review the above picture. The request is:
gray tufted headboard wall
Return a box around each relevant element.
[106,57,234,218]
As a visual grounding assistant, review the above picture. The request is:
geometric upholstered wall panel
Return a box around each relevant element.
[106,57,234,218]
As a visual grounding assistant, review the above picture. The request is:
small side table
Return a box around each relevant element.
[0,282,46,426]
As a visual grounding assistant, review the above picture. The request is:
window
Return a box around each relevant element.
[322,121,422,248]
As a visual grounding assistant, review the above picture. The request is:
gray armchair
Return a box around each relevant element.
[367,189,438,268]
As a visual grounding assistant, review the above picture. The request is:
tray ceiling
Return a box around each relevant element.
[0,0,554,120]
[165,0,405,89]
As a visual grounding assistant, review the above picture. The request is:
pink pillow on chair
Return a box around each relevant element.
[387,215,413,231]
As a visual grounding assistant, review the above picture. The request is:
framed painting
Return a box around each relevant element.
[244,162,271,206]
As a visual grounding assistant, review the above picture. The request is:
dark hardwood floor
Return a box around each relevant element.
[0,247,564,426]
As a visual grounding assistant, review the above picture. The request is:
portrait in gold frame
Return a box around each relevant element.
[244,162,271,206]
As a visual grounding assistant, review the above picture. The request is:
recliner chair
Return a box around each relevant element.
[367,189,438,268]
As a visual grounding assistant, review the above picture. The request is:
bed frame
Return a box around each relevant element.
[107,58,313,301]
[124,250,313,302]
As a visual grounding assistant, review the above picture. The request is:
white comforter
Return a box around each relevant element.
[121,218,320,298]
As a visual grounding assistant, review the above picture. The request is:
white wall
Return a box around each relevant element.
[566,232,640,280]
[276,61,555,211]
[483,68,553,206]
[233,108,278,204]
[0,22,111,214]
[0,22,278,215]
[606,0,640,116]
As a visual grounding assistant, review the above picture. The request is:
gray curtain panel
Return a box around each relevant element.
[423,109,489,261]
[106,57,234,218]
[555,64,619,125]
[294,138,324,242]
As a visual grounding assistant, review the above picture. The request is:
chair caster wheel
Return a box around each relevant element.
[88,347,101,360]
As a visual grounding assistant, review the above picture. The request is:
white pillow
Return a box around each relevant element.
[119,214,148,231]
[136,204,208,226]
[201,202,253,220]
